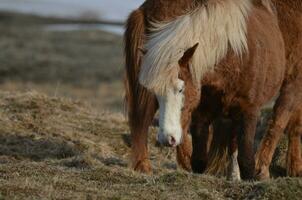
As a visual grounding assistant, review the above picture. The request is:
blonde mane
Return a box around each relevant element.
[139,0,252,94]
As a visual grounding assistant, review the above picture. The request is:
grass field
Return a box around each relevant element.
[0,12,301,200]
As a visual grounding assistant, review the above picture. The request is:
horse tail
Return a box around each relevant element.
[124,9,156,132]
[124,8,145,122]
[205,119,232,176]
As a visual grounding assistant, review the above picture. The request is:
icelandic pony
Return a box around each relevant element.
[124,0,286,179]
[255,0,302,179]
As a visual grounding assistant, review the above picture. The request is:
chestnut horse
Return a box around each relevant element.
[254,0,302,179]
[124,0,289,180]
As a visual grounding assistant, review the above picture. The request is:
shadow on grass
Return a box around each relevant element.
[0,134,79,161]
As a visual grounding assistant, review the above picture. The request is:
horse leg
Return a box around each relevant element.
[191,117,211,173]
[227,127,241,181]
[130,95,158,174]
[287,126,302,177]
[286,109,302,177]
[176,133,192,171]
[237,110,259,180]
[255,109,292,180]
[227,149,241,181]
[176,105,198,171]
[255,82,297,180]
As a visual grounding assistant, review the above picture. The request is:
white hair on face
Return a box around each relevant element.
[139,0,252,94]
[156,79,185,146]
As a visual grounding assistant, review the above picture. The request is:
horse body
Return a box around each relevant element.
[124,0,301,179]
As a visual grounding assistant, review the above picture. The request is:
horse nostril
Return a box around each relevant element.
[168,135,176,147]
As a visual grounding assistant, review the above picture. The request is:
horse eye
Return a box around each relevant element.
[179,88,184,93]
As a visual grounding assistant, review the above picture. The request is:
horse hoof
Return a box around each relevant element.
[134,159,152,174]
[177,156,192,172]
[227,174,241,182]
[254,167,270,181]
[227,167,241,181]
[287,168,302,177]
[176,150,192,172]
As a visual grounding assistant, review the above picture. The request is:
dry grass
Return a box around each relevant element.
[0,91,301,200]
[0,81,124,112]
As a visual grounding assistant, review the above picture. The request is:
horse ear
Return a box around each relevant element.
[179,43,199,65]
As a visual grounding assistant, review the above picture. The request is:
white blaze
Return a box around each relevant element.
[156,79,185,146]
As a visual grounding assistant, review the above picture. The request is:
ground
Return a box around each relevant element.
[0,92,301,200]
[0,12,301,200]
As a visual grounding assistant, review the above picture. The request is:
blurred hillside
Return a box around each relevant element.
[0,12,124,111]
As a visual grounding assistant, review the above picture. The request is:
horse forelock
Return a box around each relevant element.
[139,0,252,95]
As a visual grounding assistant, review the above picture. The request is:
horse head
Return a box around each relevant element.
[155,43,200,147]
